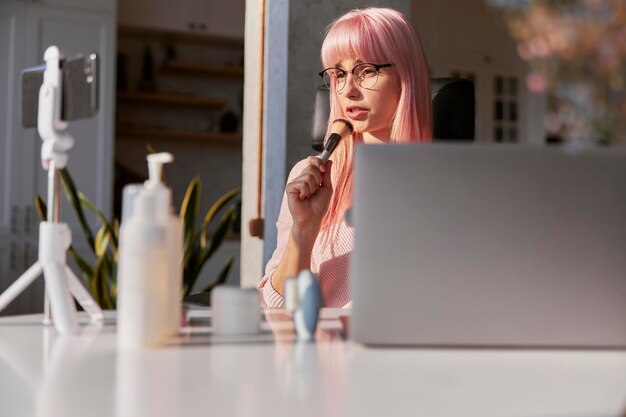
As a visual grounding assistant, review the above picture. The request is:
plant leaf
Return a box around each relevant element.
[78,191,104,218]
[180,177,200,265]
[110,279,117,306]
[94,224,111,258]
[113,218,120,238]
[59,169,95,250]
[194,205,236,279]
[98,253,115,310]
[182,236,204,297]
[205,205,237,259]
[200,188,240,248]
[89,254,114,310]
[90,257,104,306]
[67,247,94,279]
[79,192,118,250]
[112,219,120,263]
[75,190,117,278]
[180,176,201,228]
[34,196,47,221]
[201,255,235,293]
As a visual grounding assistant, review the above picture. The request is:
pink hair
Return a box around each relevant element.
[319,7,433,246]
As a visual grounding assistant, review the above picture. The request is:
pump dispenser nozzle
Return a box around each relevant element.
[146,152,174,188]
[144,152,175,220]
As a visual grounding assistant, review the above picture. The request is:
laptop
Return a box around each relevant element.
[351,144,626,348]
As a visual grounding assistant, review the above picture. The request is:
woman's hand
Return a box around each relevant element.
[286,157,333,233]
[267,157,333,295]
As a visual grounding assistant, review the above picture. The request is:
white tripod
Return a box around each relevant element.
[0,46,103,334]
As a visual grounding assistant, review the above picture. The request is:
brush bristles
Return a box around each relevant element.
[331,118,354,137]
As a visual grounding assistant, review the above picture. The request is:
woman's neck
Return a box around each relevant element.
[362,128,391,144]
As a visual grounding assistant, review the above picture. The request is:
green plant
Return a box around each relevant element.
[179,178,241,296]
[35,169,240,309]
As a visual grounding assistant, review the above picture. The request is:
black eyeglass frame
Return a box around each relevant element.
[318,63,394,91]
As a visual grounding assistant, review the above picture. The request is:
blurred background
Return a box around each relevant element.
[1,0,623,314]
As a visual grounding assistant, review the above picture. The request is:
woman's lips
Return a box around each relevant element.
[346,106,368,120]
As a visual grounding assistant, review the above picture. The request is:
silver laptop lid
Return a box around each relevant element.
[352,144,626,347]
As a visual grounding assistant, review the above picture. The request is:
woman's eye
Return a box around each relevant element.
[335,72,346,80]
[361,67,376,76]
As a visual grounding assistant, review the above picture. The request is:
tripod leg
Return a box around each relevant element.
[65,267,104,323]
[43,292,51,325]
[0,262,43,314]
[42,262,78,334]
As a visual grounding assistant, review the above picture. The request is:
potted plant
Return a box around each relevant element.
[35,169,240,309]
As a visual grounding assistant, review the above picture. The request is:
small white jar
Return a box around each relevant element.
[211,287,261,335]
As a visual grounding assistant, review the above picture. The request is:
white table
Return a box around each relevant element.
[1,309,625,417]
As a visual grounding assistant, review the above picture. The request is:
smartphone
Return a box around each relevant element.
[21,52,99,128]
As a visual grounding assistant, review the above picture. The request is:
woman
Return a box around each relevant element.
[258,7,433,308]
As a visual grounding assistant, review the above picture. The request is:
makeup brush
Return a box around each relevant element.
[319,118,354,163]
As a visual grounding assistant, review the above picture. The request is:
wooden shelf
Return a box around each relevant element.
[117,126,242,143]
[118,24,244,48]
[117,91,227,108]
[161,60,244,78]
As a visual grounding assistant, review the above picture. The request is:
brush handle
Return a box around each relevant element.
[319,133,341,163]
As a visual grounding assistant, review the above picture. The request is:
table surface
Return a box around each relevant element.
[1,309,626,417]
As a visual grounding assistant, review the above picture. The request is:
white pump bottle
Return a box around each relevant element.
[117,153,183,349]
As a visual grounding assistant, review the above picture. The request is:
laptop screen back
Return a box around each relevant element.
[351,144,626,347]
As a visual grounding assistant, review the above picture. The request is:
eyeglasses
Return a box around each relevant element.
[318,63,394,93]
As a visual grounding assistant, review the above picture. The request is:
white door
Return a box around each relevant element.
[0,3,26,235]
[0,2,29,316]
[9,5,116,314]
[0,2,116,316]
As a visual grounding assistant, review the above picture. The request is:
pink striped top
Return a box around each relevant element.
[258,159,353,308]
